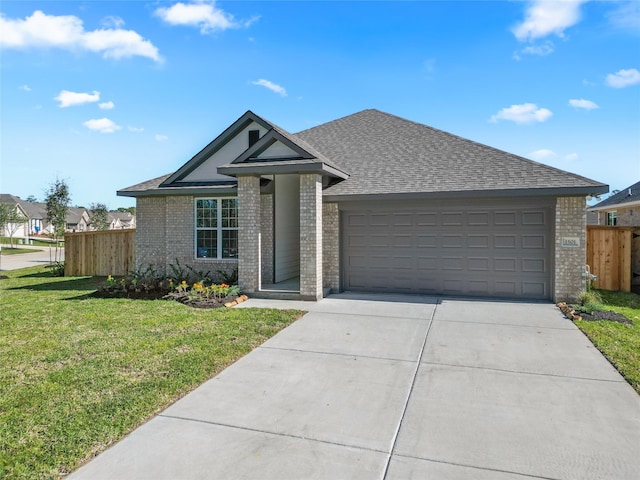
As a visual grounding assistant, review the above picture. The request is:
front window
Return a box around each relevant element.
[195,198,238,259]
[606,211,617,226]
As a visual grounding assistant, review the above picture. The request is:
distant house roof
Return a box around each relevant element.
[119,109,608,200]
[588,181,640,211]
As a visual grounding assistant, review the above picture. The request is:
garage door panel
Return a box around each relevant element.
[468,235,490,248]
[522,211,545,225]
[442,235,463,248]
[522,234,545,249]
[494,235,517,248]
[342,202,552,300]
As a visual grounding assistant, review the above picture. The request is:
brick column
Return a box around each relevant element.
[322,202,340,292]
[238,175,261,293]
[554,196,587,302]
[300,173,323,300]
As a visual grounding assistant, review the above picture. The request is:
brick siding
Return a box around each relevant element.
[322,202,340,291]
[300,173,323,299]
[554,196,587,302]
[237,175,261,293]
[261,194,274,284]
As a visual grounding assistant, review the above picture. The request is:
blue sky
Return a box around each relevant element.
[1,0,638,209]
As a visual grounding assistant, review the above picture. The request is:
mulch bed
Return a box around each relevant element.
[574,309,632,324]
[93,289,248,308]
[557,302,632,325]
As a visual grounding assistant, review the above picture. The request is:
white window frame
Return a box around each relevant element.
[606,211,618,226]
[194,197,238,260]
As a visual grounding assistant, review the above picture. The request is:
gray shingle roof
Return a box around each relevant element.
[295,109,607,198]
[119,109,608,198]
[589,181,640,209]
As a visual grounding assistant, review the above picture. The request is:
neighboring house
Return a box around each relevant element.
[0,194,29,238]
[588,181,640,227]
[16,199,52,235]
[119,109,608,302]
[66,208,90,233]
[108,211,136,230]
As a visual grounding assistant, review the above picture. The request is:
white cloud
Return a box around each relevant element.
[607,1,640,32]
[155,134,168,142]
[98,101,114,110]
[55,90,100,107]
[515,42,555,60]
[490,103,553,124]
[512,0,586,42]
[83,118,121,133]
[529,149,557,160]
[569,98,599,110]
[128,126,144,133]
[251,78,287,97]
[101,16,125,29]
[564,153,579,161]
[605,68,640,88]
[155,1,257,34]
[0,10,161,62]
[19,84,31,91]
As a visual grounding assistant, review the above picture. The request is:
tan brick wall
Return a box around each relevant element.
[261,194,274,284]
[300,173,323,299]
[135,197,167,274]
[238,176,261,293]
[554,196,587,302]
[136,195,237,282]
[322,202,340,291]
[597,207,638,227]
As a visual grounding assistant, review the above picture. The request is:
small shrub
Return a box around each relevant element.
[49,261,65,277]
[216,267,238,285]
[577,290,603,307]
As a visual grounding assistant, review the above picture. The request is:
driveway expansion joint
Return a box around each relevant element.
[258,345,415,363]
[435,318,576,330]
[382,297,440,479]
[157,413,389,454]
[422,360,625,383]
[391,453,561,480]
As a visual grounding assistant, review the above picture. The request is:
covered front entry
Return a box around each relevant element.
[341,197,554,300]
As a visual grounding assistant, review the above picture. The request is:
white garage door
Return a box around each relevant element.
[342,199,553,299]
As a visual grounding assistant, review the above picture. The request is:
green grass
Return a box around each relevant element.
[0,237,62,247]
[0,267,304,479]
[574,290,640,394]
[0,247,43,255]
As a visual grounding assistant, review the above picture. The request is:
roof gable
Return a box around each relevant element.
[161,111,272,186]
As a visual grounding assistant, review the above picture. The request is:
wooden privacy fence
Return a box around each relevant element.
[65,229,135,276]
[586,226,638,292]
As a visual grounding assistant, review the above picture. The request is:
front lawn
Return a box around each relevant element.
[0,247,43,255]
[0,267,304,479]
[574,290,640,394]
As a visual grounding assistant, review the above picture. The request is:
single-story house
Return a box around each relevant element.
[108,211,136,230]
[0,194,30,238]
[588,181,640,227]
[118,109,608,302]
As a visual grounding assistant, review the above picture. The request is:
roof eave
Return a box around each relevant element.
[117,185,238,198]
[323,185,608,202]
[217,162,349,179]
[589,198,640,211]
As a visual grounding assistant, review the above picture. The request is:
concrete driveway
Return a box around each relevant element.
[69,293,640,479]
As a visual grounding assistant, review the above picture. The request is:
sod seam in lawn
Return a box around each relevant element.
[0,267,304,480]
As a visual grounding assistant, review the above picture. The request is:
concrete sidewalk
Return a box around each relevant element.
[68,294,640,479]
